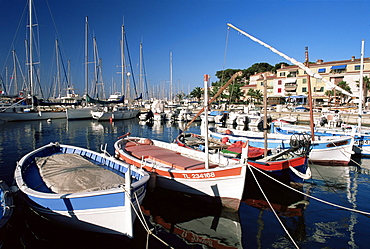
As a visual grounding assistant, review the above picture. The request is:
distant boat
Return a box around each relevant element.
[15,142,150,237]
[0,0,66,122]
[91,105,139,121]
[272,115,298,125]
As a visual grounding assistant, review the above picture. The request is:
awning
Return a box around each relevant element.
[331,65,347,70]
[318,68,326,73]
[288,95,307,99]
[283,78,297,84]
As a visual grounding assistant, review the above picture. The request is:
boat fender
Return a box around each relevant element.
[142,138,153,145]
[225,129,233,135]
[221,137,229,144]
[289,166,311,180]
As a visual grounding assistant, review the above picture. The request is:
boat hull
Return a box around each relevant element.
[209,127,354,166]
[66,107,94,120]
[15,143,149,237]
[91,109,139,121]
[0,111,66,122]
[114,137,246,210]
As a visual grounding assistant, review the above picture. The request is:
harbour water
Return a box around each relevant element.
[0,118,369,248]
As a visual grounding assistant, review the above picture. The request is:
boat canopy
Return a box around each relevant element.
[36,154,126,194]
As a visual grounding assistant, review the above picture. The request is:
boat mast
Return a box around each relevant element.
[263,74,268,157]
[121,24,125,98]
[358,39,365,132]
[204,74,210,169]
[170,51,173,103]
[305,47,315,141]
[139,42,143,100]
[55,39,61,98]
[28,0,34,107]
[85,16,89,96]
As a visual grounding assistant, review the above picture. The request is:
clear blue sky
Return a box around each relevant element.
[1,0,370,99]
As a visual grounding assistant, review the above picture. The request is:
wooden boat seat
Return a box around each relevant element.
[125,143,217,170]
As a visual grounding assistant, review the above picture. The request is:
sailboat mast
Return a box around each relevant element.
[55,39,61,98]
[170,52,173,103]
[28,0,34,106]
[85,16,89,95]
[305,47,315,141]
[358,39,365,131]
[139,42,143,99]
[121,24,125,97]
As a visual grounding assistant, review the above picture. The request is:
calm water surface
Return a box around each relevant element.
[0,118,369,248]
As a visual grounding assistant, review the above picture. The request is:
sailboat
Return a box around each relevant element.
[90,23,139,121]
[0,0,66,122]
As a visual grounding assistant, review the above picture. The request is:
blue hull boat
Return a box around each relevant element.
[15,142,149,238]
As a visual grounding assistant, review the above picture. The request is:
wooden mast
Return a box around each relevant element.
[305,47,315,141]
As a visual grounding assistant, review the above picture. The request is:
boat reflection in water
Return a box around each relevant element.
[241,166,310,247]
[141,188,243,249]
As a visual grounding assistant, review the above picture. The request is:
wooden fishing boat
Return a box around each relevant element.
[114,135,247,210]
[176,132,312,184]
[14,142,149,237]
[209,126,355,166]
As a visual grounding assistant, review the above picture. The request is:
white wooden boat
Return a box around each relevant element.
[15,142,149,237]
[66,106,94,120]
[209,126,355,166]
[114,136,247,210]
[91,105,139,121]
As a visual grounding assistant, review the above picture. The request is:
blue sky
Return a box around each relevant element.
[1,0,370,99]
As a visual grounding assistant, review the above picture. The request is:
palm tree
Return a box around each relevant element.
[356,76,370,106]
[190,87,203,102]
[246,88,256,103]
[175,92,185,102]
[337,81,352,105]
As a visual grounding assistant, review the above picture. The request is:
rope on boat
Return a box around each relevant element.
[247,164,300,249]
[127,191,175,249]
[289,165,312,180]
[248,164,370,216]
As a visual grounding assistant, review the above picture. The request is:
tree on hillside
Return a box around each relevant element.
[272,62,290,72]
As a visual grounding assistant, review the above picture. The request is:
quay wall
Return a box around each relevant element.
[269,112,370,126]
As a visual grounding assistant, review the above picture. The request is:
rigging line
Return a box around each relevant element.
[248,164,370,216]
[124,33,138,98]
[1,2,28,77]
[219,27,230,105]
[141,47,150,99]
[248,165,300,249]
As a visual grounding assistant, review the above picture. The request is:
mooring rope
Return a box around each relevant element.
[248,164,370,216]
[247,164,300,249]
[127,191,174,248]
